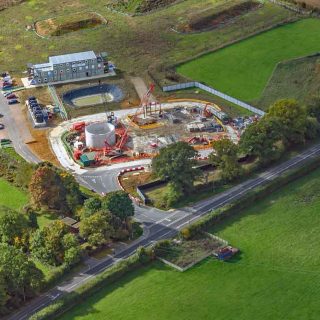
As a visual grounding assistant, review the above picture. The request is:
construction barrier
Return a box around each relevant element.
[163,82,265,116]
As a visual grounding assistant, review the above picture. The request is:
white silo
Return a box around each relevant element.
[85,122,116,149]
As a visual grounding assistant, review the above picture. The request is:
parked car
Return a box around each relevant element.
[0,123,5,130]
[0,113,3,118]
[3,91,12,97]
[6,94,17,99]
[8,99,19,105]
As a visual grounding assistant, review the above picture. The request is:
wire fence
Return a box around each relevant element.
[162,82,265,116]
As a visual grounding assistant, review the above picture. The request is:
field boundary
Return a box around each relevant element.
[163,82,265,115]
[171,17,300,70]
[180,154,320,239]
[150,16,300,89]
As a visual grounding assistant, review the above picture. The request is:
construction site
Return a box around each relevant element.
[61,84,259,167]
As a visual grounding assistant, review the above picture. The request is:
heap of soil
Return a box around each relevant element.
[138,0,178,12]
[35,12,106,37]
[293,0,320,10]
[178,1,261,33]
[108,0,179,13]
[0,0,25,11]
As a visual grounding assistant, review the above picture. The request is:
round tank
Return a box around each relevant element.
[85,122,116,148]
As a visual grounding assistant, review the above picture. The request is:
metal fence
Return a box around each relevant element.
[48,85,69,120]
[163,82,265,116]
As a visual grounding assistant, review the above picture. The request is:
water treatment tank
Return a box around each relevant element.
[85,122,116,149]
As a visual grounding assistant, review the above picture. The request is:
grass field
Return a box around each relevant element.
[0,0,293,85]
[177,18,320,103]
[0,178,28,210]
[258,54,320,110]
[61,166,320,320]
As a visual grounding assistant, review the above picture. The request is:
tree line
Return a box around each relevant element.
[0,159,135,316]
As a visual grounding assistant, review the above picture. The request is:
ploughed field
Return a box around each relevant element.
[61,167,320,320]
[177,18,320,102]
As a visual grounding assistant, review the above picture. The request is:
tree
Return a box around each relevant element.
[210,139,243,181]
[30,220,80,266]
[80,212,112,246]
[240,117,283,165]
[152,142,201,195]
[62,234,81,267]
[29,162,83,214]
[267,99,307,145]
[59,171,83,212]
[0,244,43,302]
[15,162,34,190]
[82,197,102,218]
[306,96,320,122]
[0,270,8,316]
[305,116,320,140]
[102,191,134,222]
[0,206,29,246]
[29,163,65,211]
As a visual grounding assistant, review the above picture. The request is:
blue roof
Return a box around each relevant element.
[49,51,97,65]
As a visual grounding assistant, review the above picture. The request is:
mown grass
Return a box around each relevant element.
[0,177,28,210]
[61,166,320,320]
[0,177,56,228]
[177,18,320,102]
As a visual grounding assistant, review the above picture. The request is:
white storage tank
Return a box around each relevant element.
[85,122,116,148]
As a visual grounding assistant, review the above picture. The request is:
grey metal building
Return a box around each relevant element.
[27,51,108,85]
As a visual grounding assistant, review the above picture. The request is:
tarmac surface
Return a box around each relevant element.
[0,92,40,163]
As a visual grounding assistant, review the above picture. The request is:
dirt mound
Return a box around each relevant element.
[177,1,261,33]
[107,0,179,14]
[287,0,320,10]
[0,0,24,11]
[35,12,106,37]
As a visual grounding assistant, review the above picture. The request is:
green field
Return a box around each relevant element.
[0,178,28,210]
[61,167,320,320]
[177,18,320,102]
[258,54,320,110]
[0,0,293,85]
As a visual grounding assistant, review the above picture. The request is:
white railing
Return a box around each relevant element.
[163,82,265,116]
[48,85,68,120]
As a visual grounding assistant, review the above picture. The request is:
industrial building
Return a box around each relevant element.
[27,51,109,85]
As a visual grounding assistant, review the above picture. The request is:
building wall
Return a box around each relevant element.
[33,57,104,84]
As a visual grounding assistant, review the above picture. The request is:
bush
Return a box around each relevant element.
[30,247,154,320]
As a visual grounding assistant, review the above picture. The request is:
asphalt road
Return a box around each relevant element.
[8,141,320,320]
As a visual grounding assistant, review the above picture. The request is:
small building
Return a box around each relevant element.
[80,152,96,167]
[27,51,109,85]
[61,217,80,234]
